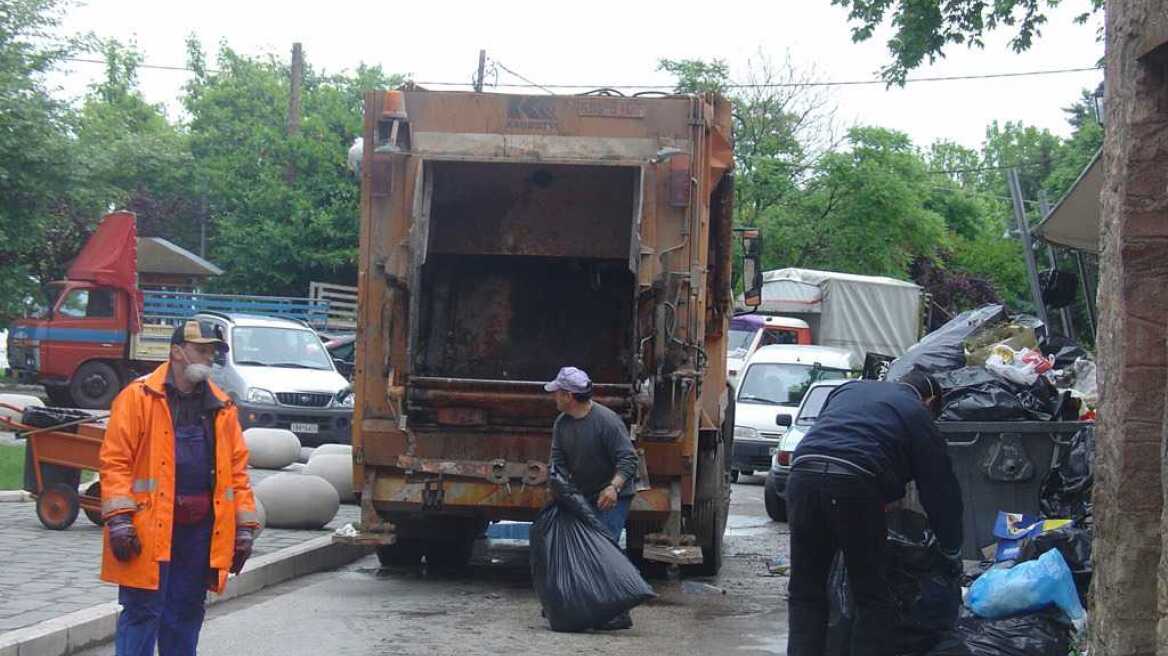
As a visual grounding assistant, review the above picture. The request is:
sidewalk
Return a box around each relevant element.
[0,467,360,635]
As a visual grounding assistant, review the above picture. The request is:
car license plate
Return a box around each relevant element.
[290,422,319,434]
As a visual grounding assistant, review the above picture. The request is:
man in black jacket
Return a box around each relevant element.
[785,371,963,656]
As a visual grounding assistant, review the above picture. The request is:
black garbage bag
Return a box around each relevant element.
[940,385,1030,422]
[887,305,1007,380]
[1040,425,1095,520]
[1018,524,1093,606]
[1041,336,1089,369]
[926,608,1073,656]
[1039,269,1079,310]
[826,511,962,655]
[530,472,655,632]
[19,406,89,494]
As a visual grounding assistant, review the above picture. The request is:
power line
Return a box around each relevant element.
[492,60,555,95]
[428,65,1102,90]
[60,56,1100,90]
[64,57,220,74]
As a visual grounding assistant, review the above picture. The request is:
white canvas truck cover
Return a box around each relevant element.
[754,268,922,361]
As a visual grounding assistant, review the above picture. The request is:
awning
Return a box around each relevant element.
[137,237,224,276]
[1035,150,1101,254]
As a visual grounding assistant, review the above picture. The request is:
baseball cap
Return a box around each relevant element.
[171,319,229,353]
[544,366,592,394]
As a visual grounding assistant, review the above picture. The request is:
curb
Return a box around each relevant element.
[0,536,372,656]
[0,491,31,503]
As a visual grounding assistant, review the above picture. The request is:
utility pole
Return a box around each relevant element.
[1007,168,1050,327]
[474,49,486,93]
[288,42,303,136]
[286,42,303,184]
[1037,191,1076,341]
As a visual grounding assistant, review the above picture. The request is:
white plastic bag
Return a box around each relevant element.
[984,345,1046,386]
[1070,358,1098,406]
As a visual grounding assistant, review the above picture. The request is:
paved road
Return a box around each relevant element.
[0,467,359,634]
[82,476,792,656]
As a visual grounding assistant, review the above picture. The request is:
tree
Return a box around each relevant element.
[0,0,78,324]
[765,126,948,277]
[830,0,1104,84]
[182,41,402,296]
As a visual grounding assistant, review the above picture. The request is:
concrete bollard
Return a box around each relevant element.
[304,453,355,503]
[253,473,339,529]
[244,428,301,470]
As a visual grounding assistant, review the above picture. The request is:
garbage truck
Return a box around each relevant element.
[342,88,762,574]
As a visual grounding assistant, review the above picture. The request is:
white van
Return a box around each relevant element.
[196,312,354,446]
[730,345,859,481]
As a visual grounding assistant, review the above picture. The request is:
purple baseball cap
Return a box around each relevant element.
[544,366,592,394]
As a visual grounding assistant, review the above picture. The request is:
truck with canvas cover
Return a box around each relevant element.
[6,212,331,408]
[346,88,761,573]
[752,268,925,362]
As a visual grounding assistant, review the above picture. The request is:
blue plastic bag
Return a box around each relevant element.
[967,549,1085,622]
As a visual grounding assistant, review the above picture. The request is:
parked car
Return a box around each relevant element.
[324,334,356,380]
[763,379,848,522]
[732,345,859,482]
[196,312,354,446]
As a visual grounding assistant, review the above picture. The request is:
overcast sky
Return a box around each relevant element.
[50,0,1104,150]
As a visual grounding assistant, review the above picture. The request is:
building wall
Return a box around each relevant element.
[1096,2,1168,654]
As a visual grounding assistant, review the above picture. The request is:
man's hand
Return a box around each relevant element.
[107,514,141,562]
[597,484,618,511]
[230,527,254,574]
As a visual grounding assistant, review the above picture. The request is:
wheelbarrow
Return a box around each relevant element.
[0,403,108,530]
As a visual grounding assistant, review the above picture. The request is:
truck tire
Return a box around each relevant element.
[424,537,475,571]
[687,436,729,576]
[69,361,121,409]
[722,383,735,473]
[376,540,424,567]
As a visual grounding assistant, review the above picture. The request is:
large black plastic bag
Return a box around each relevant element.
[20,406,89,494]
[826,511,961,655]
[1040,425,1095,520]
[926,608,1073,656]
[887,305,1006,381]
[530,472,655,632]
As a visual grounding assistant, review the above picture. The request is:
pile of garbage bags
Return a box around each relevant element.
[827,514,1090,655]
[530,470,655,632]
[884,304,1097,422]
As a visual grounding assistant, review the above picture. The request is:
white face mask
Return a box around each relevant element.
[185,362,212,384]
[179,347,213,384]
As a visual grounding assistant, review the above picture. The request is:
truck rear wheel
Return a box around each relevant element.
[687,434,729,577]
[69,361,121,409]
[376,540,425,567]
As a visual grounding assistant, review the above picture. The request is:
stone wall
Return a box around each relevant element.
[1096,2,1168,654]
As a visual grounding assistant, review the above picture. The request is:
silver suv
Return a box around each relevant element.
[196,312,353,445]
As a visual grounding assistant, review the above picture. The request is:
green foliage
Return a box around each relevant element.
[183,42,402,296]
[657,58,730,94]
[830,0,1104,84]
[0,0,78,323]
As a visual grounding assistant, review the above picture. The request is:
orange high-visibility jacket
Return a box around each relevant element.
[99,362,260,593]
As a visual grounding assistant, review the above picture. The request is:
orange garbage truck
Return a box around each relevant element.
[344,88,762,573]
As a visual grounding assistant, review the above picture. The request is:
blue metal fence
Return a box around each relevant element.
[143,291,331,330]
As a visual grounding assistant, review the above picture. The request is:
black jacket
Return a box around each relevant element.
[792,380,964,555]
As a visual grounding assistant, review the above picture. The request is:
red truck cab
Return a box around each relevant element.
[10,281,138,407]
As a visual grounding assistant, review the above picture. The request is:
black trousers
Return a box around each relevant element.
[786,470,895,656]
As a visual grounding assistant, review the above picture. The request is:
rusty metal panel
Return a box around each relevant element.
[403,92,693,141]
[414,256,635,382]
[427,161,636,259]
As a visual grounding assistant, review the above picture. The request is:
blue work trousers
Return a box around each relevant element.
[115,519,213,656]
[591,495,632,542]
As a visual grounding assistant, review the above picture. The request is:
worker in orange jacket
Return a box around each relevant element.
[99,319,260,656]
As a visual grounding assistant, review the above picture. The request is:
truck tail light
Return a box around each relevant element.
[777,451,792,467]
